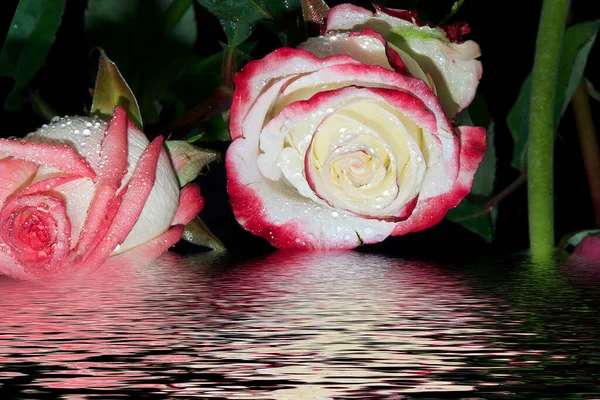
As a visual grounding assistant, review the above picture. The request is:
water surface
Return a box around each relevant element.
[1,252,599,398]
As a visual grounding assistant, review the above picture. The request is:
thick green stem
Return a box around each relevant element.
[528,0,570,260]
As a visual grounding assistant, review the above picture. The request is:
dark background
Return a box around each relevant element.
[1,0,599,260]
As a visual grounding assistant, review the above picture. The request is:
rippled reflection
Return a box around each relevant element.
[0,252,599,398]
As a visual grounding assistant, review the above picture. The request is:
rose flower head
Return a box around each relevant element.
[0,107,204,279]
[226,3,487,250]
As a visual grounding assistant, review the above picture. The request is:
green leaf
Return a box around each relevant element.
[446,196,497,243]
[0,0,66,110]
[182,217,226,251]
[164,140,220,186]
[221,20,256,47]
[91,50,143,128]
[558,229,600,250]
[196,0,271,23]
[507,19,600,171]
[470,121,496,197]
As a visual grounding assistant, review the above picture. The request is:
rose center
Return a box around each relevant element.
[6,206,58,262]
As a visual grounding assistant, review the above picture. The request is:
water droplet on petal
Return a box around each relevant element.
[82,129,91,136]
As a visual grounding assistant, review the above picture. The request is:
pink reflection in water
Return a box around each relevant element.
[0,251,535,398]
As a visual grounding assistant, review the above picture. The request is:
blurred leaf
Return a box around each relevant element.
[470,121,496,197]
[446,196,497,243]
[193,114,231,142]
[182,216,227,251]
[169,52,223,108]
[0,0,66,110]
[558,229,600,250]
[448,96,496,241]
[508,19,600,171]
[91,50,142,128]
[164,140,220,186]
[86,0,197,125]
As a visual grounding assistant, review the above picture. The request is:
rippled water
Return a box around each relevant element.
[1,251,599,399]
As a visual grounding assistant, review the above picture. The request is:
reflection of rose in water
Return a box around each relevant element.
[181,251,513,398]
[0,252,517,398]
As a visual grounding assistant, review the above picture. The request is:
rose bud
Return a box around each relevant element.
[0,107,203,279]
[226,41,486,249]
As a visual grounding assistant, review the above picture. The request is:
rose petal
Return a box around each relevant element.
[231,47,363,140]
[79,136,165,267]
[324,4,482,117]
[102,225,184,269]
[172,184,204,226]
[0,138,95,179]
[0,193,71,275]
[74,106,128,256]
[0,158,38,208]
[392,126,486,235]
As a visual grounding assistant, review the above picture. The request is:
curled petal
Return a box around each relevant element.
[0,158,38,208]
[79,137,164,267]
[103,225,185,269]
[172,184,204,226]
[392,126,486,236]
[0,138,95,179]
[74,106,128,256]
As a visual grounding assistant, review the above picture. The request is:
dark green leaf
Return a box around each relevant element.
[507,19,600,171]
[221,20,256,47]
[470,121,496,197]
[446,197,497,243]
[182,217,227,251]
[91,50,142,128]
[0,0,66,110]
[192,114,232,142]
[196,0,271,23]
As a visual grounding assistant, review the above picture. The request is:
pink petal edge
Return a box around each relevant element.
[78,136,165,268]
[392,126,486,236]
[74,106,129,256]
[172,184,204,226]
[0,138,95,179]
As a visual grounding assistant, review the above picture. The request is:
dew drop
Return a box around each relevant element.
[85,122,93,128]
[331,211,339,218]
[74,129,80,135]
[66,121,72,126]
[82,129,91,136]
[51,116,60,123]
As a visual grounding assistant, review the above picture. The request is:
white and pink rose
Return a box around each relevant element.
[0,107,203,279]
[226,4,486,249]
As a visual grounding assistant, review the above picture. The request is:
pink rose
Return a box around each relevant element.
[226,5,486,250]
[0,107,203,279]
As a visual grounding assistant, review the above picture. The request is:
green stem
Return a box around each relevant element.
[528,0,570,260]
